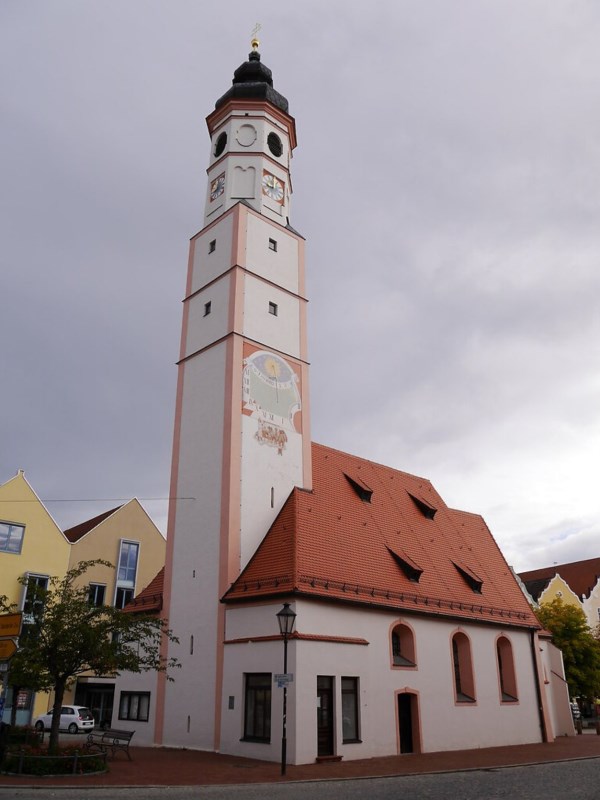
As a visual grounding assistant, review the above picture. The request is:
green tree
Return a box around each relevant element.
[0,560,178,753]
[536,597,600,699]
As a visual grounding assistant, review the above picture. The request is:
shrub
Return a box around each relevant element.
[1,744,106,776]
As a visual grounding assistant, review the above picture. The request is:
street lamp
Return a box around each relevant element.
[276,602,296,776]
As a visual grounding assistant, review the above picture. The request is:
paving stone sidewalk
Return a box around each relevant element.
[0,732,598,788]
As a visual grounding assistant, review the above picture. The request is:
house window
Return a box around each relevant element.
[117,541,139,587]
[268,302,278,316]
[341,677,360,742]
[209,239,216,253]
[497,636,518,702]
[22,574,49,624]
[451,632,476,703]
[243,673,271,742]
[88,584,106,607]
[204,301,212,316]
[0,522,25,554]
[115,587,134,609]
[391,623,416,667]
[118,692,150,722]
[268,238,277,251]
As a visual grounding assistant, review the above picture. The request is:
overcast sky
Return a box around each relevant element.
[2,1,599,573]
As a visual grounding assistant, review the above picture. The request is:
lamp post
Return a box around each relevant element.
[276,602,296,776]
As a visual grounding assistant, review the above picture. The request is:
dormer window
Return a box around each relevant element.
[408,493,436,520]
[344,473,373,503]
[387,546,423,582]
[453,561,483,594]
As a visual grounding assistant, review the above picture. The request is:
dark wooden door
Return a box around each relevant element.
[398,693,414,754]
[317,676,334,757]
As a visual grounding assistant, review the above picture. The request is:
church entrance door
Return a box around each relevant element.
[397,692,420,754]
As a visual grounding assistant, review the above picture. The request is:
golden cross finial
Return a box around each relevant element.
[251,22,261,51]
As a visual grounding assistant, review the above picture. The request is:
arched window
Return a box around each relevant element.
[391,623,416,667]
[451,631,475,703]
[497,636,518,702]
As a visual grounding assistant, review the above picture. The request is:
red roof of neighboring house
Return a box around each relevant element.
[223,443,539,629]
[123,567,164,614]
[519,558,600,602]
[63,506,122,542]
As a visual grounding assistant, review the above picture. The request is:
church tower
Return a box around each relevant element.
[156,40,311,750]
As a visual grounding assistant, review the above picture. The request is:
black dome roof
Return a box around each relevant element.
[215,50,289,114]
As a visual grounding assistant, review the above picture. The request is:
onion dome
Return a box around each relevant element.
[215,48,289,114]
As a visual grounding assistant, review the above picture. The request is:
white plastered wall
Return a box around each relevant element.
[161,344,227,749]
[221,600,549,764]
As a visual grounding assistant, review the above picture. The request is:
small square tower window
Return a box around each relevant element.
[268,238,277,252]
[204,301,212,317]
[209,239,216,253]
[268,302,278,316]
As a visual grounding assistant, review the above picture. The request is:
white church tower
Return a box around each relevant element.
[156,40,311,750]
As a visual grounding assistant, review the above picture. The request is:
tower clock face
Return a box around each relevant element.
[262,172,284,204]
[210,173,225,201]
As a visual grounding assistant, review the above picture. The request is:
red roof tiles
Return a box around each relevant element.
[123,567,164,614]
[223,443,539,629]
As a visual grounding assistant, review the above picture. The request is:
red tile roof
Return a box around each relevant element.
[123,567,164,614]
[519,557,600,602]
[223,443,539,629]
[63,506,122,542]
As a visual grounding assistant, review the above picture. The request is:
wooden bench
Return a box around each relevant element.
[84,728,135,761]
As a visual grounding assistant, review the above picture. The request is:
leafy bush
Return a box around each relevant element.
[1,744,106,776]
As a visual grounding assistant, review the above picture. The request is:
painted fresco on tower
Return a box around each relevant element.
[242,344,302,454]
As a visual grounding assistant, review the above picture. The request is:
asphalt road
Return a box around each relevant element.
[1,758,599,800]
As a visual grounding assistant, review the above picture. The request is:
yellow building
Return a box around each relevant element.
[0,472,166,727]
[519,558,600,631]
[0,470,71,723]
[64,500,167,726]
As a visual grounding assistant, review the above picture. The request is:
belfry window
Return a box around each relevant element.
[214,132,227,158]
[267,132,283,157]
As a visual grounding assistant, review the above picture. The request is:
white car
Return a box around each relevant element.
[34,705,95,734]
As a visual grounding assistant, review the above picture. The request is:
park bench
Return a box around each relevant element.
[84,728,135,760]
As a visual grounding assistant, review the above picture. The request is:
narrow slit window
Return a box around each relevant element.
[270,487,275,508]
[204,301,212,317]
[268,302,278,316]
[209,239,216,253]
[268,238,277,251]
